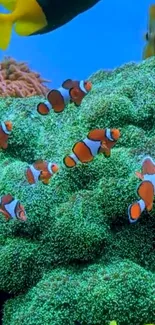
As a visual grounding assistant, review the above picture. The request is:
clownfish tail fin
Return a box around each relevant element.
[128,199,146,223]
[37,101,51,115]
[63,155,77,168]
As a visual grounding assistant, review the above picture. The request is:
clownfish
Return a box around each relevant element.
[26,160,59,185]
[0,194,27,221]
[0,0,100,50]
[37,79,92,115]
[143,5,155,59]
[63,128,120,168]
[0,121,12,149]
[128,156,155,223]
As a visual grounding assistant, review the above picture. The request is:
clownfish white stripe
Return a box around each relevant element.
[128,199,145,224]
[5,199,19,219]
[1,122,11,135]
[144,174,155,190]
[139,199,146,211]
[57,87,70,105]
[70,153,79,163]
[83,138,100,157]
[29,165,41,183]
[47,162,53,175]
[79,80,87,94]
[105,128,114,141]
[44,100,52,111]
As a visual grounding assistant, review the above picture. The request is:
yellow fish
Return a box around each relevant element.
[0,0,47,50]
[109,321,117,325]
[0,0,100,50]
[143,5,155,59]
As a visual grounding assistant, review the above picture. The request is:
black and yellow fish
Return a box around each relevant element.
[0,0,100,50]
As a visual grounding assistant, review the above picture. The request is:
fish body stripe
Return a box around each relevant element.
[1,122,11,135]
[138,199,146,212]
[105,128,114,141]
[47,162,53,175]
[128,199,145,224]
[58,87,70,105]
[29,165,41,183]
[79,80,87,93]
[144,174,155,192]
[44,100,52,111]
[70,153,79,163]
[5,199,19,219]
[83,138,100,157]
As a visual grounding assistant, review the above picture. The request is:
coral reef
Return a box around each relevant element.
[0,57,50,97]
[0,57,155,324]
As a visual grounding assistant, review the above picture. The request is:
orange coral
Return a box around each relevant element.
[0,57,51,97]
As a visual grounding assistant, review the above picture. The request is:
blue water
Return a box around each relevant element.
[0,0,154,88]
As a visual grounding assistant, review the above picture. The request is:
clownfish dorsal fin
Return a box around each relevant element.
[142,156,155,175]
[62,79,75,89]
[33,160,46,170]
[1,194,14,206]
[87,129,105,141]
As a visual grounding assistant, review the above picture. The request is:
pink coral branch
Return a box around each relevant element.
[0,56,51,98]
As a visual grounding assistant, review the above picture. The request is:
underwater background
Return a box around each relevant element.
[0,0,154,325]
[0,0,153,88]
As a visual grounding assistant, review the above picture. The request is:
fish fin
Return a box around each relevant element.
[0,13,13,50]
[13,0,47,36]
[101,141,108,150]
[0,208,9,220]
[47,90,65,113]
[87,129,104,141]
[14,19,47,36]
[63,155,76,168]
[37,102,51,115]
[103,148,111,157]
[143,43,155,59]
[128,202,142,223]
[137,180,154,209]
[62,79,74,89]
[73,98,82,106]
[147,202,153,211]
[42,178,50,185]
[142,156,155,175]
[0,0,16,11]
[2,142,8,149]
[1,194,13,205]
[135,171,144,180]
[33,160,46,170]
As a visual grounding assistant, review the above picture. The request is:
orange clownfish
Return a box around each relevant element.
[0,194,27,221]
[63,128,120,168]
[128,156,155,223]
[0,121,12,149]
[26,160,59,185]
[37,78,92,115]
[143,5,155,59]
